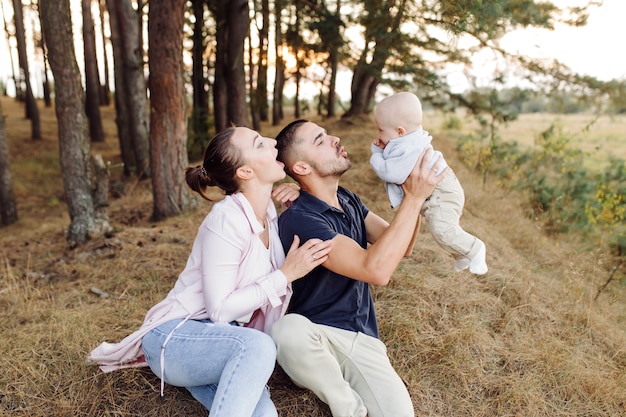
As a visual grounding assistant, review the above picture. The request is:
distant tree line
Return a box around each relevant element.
[1,0,622,247]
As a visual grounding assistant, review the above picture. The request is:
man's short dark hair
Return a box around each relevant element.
[276,119,308,179]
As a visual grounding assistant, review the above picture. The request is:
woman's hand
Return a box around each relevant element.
[279,235,332,283]
[272,183,300,209]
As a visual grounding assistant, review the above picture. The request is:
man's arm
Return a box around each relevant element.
[322,148,446,286]
[365,212,421,258]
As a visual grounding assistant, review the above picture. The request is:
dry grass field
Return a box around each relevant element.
[1,95,625,417]
[427,110,626,172]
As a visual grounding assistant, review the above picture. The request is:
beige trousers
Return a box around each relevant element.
[270,314,414,417]
[422,170,482,261]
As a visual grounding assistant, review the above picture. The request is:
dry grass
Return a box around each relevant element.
[1,96,625,416]
[428,110,626,171]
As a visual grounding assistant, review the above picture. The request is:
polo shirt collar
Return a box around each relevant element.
[298,187,348,213]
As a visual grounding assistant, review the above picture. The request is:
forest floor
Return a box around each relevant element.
[1,96,625,416]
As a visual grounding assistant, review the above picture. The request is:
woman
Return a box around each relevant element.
[88,126,332,417]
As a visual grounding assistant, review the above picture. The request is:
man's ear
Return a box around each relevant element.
[236,165,254,180]
[292,161,310,176]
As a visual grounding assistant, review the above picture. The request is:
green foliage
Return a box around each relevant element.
[458,120,626,266]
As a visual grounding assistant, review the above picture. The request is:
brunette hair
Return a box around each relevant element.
[275,119,309,179]
[185,127,244,200]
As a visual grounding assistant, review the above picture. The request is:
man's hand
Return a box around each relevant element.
[402,145,447,201]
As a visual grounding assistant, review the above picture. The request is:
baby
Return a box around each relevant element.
[370,92,488,275]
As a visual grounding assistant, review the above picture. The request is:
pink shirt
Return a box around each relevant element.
[88,192,291,372]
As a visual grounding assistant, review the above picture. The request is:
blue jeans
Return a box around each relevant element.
[142,318,278,417]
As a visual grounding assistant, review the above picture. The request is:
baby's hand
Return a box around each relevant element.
[373,138,386,149]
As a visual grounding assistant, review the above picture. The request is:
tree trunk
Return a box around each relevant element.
[148,0,195,221]
[272,0,285,126]
[12,0,40,139]
[38,17,52,107]
[189,0,210,156]
[209,0,249,130]
[98,0,111,106]
[117,0,150,178]
[105,0,133,177]
[327,48,337,118]
[248,32,260,131]
[256,0,269,122]
[211,4,228,132]
[82,0,105,142]
[1,0,21,100]
[226,0,249,126]
[40,0,110,247]
[344,52,381,117]
[0,99,17,226]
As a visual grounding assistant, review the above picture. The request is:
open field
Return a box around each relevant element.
[1,96,625,416]
[428,110,626,171]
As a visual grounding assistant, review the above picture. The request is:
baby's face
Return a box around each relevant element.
[374,120,399,149]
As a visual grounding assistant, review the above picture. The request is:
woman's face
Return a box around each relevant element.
[232,127,286,184]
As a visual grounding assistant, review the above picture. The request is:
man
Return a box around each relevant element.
[271,119,447,417]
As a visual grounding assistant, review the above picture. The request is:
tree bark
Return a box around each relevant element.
[256,0,269,122]
[272,0,285,125]
[98,0,111,106]
[40,0,110,247]
[12,0,40,139]
[211,5,228,132]
[0,99,17,225]
[105,0,133,177]
[190,0,210,154]
[117,0,150,178]
[148,0,195,221]
[82,0,105,142]
[225,0,249,126]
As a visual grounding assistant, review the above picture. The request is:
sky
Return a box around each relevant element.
[500,0,626,82]
[1,0,624,98]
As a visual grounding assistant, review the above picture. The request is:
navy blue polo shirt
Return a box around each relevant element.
[278,186,379,338]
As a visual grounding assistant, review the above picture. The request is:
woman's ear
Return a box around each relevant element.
[236,166,254,180]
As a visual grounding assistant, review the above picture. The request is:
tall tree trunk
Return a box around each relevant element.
[39,29,51,107]
[105,0,133,177]
[272,0,285,126]
[226,0,248,126]
[190,0,209,157]
[212,7,228,132]
[0,99,17,226]
[40,0,110,247]
[148,0,195,221]
[344,51,382,117]
[98,0,111,106]
[12,0,40,139]
[327,48,338,118]
[344,0,404,117]
[117,0,150,178]
[1,0,20,100]
[255,0,269,122]
[82,0,105,142]
[213,22,228,132]
[209,0,249,130]
[248,32,260,131]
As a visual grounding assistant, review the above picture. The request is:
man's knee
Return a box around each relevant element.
[270,313,310,346]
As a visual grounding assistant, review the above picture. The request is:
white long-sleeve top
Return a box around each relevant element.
[370,128,447,208]
[87,192,291,372]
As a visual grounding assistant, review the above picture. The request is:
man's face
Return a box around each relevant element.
[296,122,352,178]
